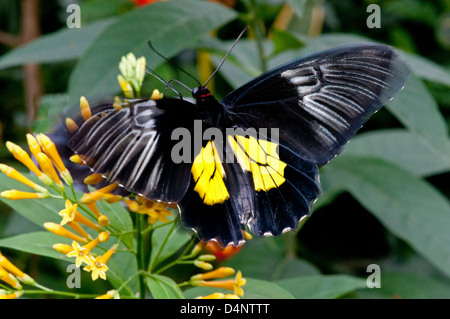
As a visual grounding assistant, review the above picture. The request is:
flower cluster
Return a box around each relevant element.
[0,251,36,299]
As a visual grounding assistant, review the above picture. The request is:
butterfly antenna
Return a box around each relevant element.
[145,66,184,99]
[203,26,249,88]
[147,40,201,87]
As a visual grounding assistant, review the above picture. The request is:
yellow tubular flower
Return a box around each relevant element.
[194,260,213,271]
[80,183,118,204]
[0,252,34,285]
[83,244,118,281]
[117,75,134,98]
[1,190,47,200]
[98,215,110,227]
[191,267,235,281]
[69,155,85,165]
[66,241,94,268]
[103,193,122,204]
[65,117,79,133]
[59,200,101,232]
[6,142,42,177]
[191,270,246,297]
[52,243,74,254]
[26,133,42,160]
[0,164,47,193]
[67,221,92,241]
[0,266,22,289]
[36,152,63,189]
[196,292,226,299]
[0,290,23,299]
[36,134,72,184]
[44,222,88,243]
[150,89,163,100]
[95,290,120,299]
[84,173,103,185]
[85,202,109,226]
[80,96,92,121]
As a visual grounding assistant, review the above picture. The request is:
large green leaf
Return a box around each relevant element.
[0,18,116,69]
[276,275,367,299]
[321,156,450,279]
[356,272,450,299]
[345,129,450,177]
[147,274,185,299]
[0,231,71,261]
[68,0,236,104]
[225,237,319,281]
[386,75,450,158]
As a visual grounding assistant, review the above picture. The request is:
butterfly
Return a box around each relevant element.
[63,42,410,248]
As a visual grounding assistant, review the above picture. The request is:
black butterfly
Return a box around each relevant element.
[64,42,410,248]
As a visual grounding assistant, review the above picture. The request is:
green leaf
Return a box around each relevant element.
[150,221,191,269]
[0,18,116,69]
[359,272,450,299]
[96,199,134,249]
[276,274,367,299]
[32,94,69,134]
[0,231,71,261]
[147,274,184,299]
[0,173,63,227]
[345,129,450,177]
[321,156,450,279]
[386,75,450,158]
[68,0,236,104]
[225,237,319,281]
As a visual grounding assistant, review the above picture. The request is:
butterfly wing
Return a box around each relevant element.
[222,43,411,166]
[218,43,410,240]
[65,98,197,203]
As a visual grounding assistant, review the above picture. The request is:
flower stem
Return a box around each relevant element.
[148,216,178,272]
[136,213,146,299]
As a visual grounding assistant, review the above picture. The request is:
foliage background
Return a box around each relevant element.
[0,0,449,298]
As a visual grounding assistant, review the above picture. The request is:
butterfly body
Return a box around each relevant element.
[64,43,410,247]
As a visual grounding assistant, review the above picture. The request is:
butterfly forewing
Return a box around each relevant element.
[222,43,411,166]
[66,98,197,203]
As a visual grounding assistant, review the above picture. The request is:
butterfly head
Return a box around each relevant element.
[192,86,212,102]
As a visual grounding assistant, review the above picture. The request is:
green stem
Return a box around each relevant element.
[248,0,267,72]
[136,213,146,299]
[148,217,178,272]
[153,236,196,275]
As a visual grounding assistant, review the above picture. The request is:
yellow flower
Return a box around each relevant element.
[66,241,93,268]
[194,260,213,271]
[191,267,235,280]
[195,292,240,299]
[5,141,43,178]
[52,243,74,254]
[80,96,92,121]
[83,244,118,281]
[85,202,109,226]
[1,190,48,200]
[44,222,88,243]
[83,173,103,185]
[0,252,34,285]
[150,89,163,100]
[36,152,64,189]
[65,117,79,133]
[95,289,120,299]
[69,154,86,165]
[125,196,173,224]
[36,133,72,185]
[0,290,23,299]
[79,183,118,204]
[117,75,134,98]
[191,269,246,297]
[0,164,47,193]
[0,266,22,289]
[58,200,101,232]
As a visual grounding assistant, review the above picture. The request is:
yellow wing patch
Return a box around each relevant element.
[228,135,287,192]
[191,141,230,206]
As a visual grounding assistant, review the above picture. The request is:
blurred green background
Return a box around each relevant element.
[0,0,449,299]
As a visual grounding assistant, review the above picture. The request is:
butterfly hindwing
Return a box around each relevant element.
[222,43,411,166]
